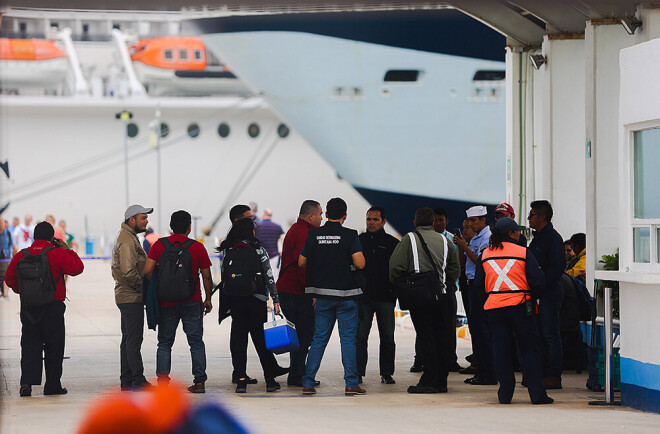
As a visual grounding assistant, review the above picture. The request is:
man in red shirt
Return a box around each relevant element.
[5,221,84,397]
[144,210,213,393]
[277,200,323,387]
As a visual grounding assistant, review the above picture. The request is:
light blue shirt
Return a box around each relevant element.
[441,230,455,244]
[465,225,491,280]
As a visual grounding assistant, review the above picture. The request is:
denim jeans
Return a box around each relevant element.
[157,302,207,384]
[303,298,359,388]
[356,301,395,377]
[538,285,564,379]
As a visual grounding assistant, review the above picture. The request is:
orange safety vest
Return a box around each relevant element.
[481,242,531,310]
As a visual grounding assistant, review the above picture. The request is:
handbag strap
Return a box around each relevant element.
[407,233,421,273]
[414,231,447,286]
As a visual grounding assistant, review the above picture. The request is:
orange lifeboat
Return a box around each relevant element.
[0,38,69,91]
[128,36,251,97]
[0,38,66,61]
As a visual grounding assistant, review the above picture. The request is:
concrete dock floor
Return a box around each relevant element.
[2,260,660,433]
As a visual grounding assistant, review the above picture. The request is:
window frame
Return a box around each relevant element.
[163,49,174,62]
[628,124,660,272]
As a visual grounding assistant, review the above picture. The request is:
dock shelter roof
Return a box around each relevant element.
[2,0,640,46]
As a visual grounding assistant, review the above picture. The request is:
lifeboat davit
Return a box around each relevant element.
[0,38,69,90]
[129,36,251,97]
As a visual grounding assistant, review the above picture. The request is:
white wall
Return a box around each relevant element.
[532,37,587,239]
[585,23,635,287]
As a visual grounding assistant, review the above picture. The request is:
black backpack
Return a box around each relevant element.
[567,273,595,322]
[16,247,59,310]
[157,238,197,302]
[221,243,264,296]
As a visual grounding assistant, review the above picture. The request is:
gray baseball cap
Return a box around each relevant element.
[124,204,153,220]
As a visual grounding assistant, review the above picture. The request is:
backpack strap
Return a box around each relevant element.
[160,237,172,248]
[21,248,31,257]
[181,239,195,250]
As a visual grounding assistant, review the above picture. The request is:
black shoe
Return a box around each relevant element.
[232,374,258,385]
[44,387,68,395]
[381,375,396,384]
[448,363,463,373]
[266,378,281,392]
[410,363,423,373]
[19,384,31,397]
[458,365,477,375]
[273,366,290,378]
[465,354,475,364]
[407,385,439,394]
[533,396,554,405]
[235,379,247,394]
[467,377,498,385]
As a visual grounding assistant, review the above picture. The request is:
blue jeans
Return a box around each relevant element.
[538,285,564,379]
[157,302,207,384]
[303,298,359,388]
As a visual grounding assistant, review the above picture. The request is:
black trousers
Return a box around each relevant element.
[445,288,459,367]
[118,302,147,387]
[227,295,279,379]
[357,300,396,377]
[468,281,495,380]
[278,292,315,384]
[486,305,549,404]
[20,300,65,392]
[409,295,453,389]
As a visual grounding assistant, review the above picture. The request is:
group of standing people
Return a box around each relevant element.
[5,196,581,406]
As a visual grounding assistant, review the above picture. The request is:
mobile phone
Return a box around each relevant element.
[454,228,463,237]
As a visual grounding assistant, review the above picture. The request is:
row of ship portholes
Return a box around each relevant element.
[125,122,291,140]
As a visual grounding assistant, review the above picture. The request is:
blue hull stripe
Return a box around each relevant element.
[189,9,506,62]
[354,186,498,235]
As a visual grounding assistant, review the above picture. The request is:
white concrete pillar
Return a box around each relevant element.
[530,36,587,238]
[584,21,634,289]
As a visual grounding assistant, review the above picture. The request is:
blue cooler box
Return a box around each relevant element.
[264,314,300,354]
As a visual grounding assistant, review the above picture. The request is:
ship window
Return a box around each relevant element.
[20,22,27,32]
[277,124,290,138]
[383,70,420,82]
[187,123,200,138]
[217,123,230,138]
[194,50,203,61]
[179,49,188,61]
[126,123,139,138]
[51,22,59,30]
[163,50,174,61]
[472,70,506,81]
[248,123,260,138]
[159,122,170,138]
[113,24,121,30]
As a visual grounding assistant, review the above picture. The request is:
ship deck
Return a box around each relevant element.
[1,260,659,433]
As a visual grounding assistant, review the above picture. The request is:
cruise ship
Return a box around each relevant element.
[0,7,374,250]
[185,7,507,232]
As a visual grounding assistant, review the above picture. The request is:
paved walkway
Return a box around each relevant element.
[2,260,660,433]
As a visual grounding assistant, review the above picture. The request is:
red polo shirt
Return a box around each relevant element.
[276,218,313,295]
[5,240,84,301]
[148,234,212,308]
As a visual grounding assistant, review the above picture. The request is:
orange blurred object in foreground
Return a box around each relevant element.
[77,382,189,434]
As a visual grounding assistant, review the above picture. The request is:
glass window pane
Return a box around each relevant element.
[634,227,650,263]
[634,128,660,218]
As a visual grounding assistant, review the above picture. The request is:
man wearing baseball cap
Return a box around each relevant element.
[112,204,153,391]
[494,202,527,247]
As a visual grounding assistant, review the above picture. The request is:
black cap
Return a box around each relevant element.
[494,217,524,234]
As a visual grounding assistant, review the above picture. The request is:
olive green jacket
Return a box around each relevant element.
[389,226,460,291]
[111,223,146,304]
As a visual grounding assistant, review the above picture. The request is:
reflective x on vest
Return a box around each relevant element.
[484,259,521,292]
